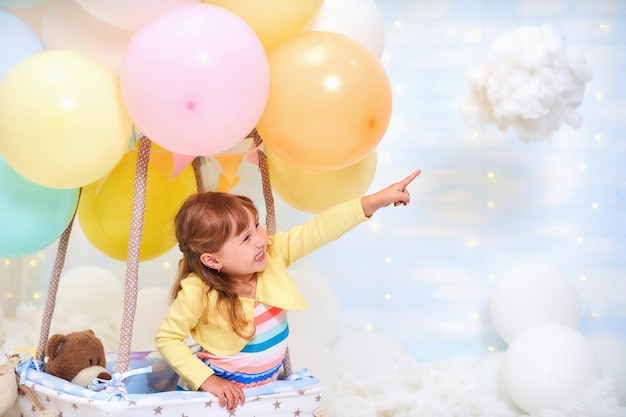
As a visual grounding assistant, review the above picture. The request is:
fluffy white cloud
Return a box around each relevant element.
[462,24,592,143]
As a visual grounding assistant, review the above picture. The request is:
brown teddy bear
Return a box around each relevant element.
[45,329,112,387]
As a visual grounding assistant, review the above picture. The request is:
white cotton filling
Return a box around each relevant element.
[461,24,592,143]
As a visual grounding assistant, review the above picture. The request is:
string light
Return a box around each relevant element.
[365,323,374,331]
[465,28,483,43]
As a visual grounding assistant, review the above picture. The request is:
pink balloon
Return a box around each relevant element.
[120,4,269,156]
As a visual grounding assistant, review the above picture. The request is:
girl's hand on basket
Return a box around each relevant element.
[200,375,245,410]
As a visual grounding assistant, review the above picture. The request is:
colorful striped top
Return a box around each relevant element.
[196,301,289,388]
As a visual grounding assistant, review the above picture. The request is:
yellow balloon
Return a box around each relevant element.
[77,143,198,262]
[202,0,323,49]
[256,31,391,171]
[267,147,377,214]
[0,50,132,189]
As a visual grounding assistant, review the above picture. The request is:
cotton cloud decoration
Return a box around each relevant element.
[461,24,592,143]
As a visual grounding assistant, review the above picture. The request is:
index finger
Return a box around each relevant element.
[399,169,421,187]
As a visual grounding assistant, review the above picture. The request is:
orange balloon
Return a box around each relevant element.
[202,0,323,49]
[267,147,377,214]
[256,31,391,171]
[77,143,197,262]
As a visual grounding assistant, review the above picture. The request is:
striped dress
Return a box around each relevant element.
[195,301,289,388]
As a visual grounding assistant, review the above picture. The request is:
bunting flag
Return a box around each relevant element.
[214,153,245,192]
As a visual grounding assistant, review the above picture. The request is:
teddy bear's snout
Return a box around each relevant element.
[97,371,112,381]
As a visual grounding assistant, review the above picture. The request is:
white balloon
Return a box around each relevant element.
[41,0,134,74]
[289,268,341,347]
[0,9,43,79]
[55,265,124,324]
[588,333,626,406]
[132,287,170,352]
[473,352,518,409]
[305,0,385,59]
[490,261,581,344]
[74,0,199,31]
[502,323,601,414]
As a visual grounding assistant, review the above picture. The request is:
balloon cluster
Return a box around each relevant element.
[0,0,388,259]
[486,261,626,413]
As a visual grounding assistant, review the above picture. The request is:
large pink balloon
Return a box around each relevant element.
[120,3,269,156]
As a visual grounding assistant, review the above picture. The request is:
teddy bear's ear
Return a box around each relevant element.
[45,334,67,360]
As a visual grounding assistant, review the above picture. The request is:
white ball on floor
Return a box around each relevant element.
[490,261,581,344]
[502,323,601,414]
[473,352,518,409]
[332,331,408,379]
[587,333,626,406]
[289,268,341,347]
[288,336,338,387]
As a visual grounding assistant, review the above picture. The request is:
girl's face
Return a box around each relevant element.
[211,211,268,278]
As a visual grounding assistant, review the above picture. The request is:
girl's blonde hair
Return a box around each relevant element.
[171,191,259,340]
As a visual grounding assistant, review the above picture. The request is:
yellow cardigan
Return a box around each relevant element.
[155,197,368,390]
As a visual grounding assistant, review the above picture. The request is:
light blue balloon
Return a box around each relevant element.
[0,156,79,258]
[0,8,43,80]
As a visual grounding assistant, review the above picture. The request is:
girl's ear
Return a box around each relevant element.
[200,253,221,270]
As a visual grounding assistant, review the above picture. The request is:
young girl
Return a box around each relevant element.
[155,169,421,410]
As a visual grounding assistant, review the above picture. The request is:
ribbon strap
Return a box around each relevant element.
[89,366,152,399]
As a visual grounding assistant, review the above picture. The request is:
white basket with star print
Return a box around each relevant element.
[11,355,325,417]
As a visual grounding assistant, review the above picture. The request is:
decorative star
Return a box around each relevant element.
[153,406,163,415]
[294,409,302,417]
[30,406,36,414]
[273,400,282,409]
[315,394,322,403]
[128,401,137,406]
[72,403,78,410]
[205,400,214,408]
[298,390,305,396]
[228,410,236,417]
[45,396,51,403]
[57,412,63,417]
